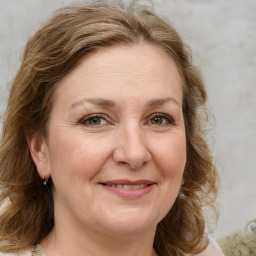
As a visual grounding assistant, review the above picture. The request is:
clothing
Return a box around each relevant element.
[31,245,46,256]
[196,237,224,256]
[0,245,44,256]
[8,238,223,256]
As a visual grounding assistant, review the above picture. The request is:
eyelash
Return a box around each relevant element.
[147,113,174,126]
[78,113,174,127]
[78,114,109,126]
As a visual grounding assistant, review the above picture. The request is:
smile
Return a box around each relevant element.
[105,184,148,189]
[99,180,156,199]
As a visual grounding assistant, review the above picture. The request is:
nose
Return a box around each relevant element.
[113,124,151,169]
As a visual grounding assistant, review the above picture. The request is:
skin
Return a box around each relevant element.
[27,44,186,256]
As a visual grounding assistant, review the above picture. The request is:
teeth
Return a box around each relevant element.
[106,184,148,189]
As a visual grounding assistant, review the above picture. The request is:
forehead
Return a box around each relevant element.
[53,43,183,106]
[81,43,180,76]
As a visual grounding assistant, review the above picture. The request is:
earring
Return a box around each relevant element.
[178,178,185,199]
[43,174,48,186]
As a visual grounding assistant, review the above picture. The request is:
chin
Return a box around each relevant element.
[100,209,160,236]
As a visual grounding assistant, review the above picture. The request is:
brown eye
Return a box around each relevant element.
[151,117,163,125]
[79,115,108,126]
[88,117,102,125]
[148,114,173,126]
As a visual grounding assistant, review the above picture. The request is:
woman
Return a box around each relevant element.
[0,1,223,256]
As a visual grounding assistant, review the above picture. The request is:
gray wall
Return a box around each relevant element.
[0,0,255,237]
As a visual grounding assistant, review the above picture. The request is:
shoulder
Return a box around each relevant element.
[0,252,30,256]
[196,237,224,256]
[0,244,46,256]
[0,250,32,256]
[184,237,224,256]
[0,253,18,256]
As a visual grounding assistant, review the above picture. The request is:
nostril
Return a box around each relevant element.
[112,137,151,169]
[130,160,148,169]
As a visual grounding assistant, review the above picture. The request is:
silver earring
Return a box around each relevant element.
[178,191,186,200]
[43,174,48,186]
[178,178,185,199]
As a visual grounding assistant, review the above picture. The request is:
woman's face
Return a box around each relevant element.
[32,44,186,237]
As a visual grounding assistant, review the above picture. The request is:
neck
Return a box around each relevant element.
[41,219,158,256]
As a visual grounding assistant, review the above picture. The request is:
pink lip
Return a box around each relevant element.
[100,179,155,185]
[99,179,156,200]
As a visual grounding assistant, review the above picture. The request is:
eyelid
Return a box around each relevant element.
[146,113,174,125]
[78,113,110,126]
[77,112,174,127]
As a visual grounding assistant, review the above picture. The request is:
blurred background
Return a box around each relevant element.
[0,0,255,237]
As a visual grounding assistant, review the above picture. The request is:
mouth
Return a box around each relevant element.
[105,184,149,189]
[98,180,156,199]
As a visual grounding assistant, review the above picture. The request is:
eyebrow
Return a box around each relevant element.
[70,98,116,109]
[146,97,181,107]
[70,96,180,110]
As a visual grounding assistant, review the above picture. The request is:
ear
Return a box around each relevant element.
[26,129,51,180]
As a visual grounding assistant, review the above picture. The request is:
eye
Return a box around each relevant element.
[148,113,174,126]
[79,114,108,126]
[151,116,164,125]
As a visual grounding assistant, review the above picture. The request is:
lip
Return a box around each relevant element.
[98,179,156,200]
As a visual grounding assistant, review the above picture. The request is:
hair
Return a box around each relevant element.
[0,1,219,255]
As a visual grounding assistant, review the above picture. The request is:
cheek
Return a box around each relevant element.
[155,136,186,177]
[152,136,186,222]
[47,135,111,182]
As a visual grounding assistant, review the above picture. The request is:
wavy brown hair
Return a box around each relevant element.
[0,1,218,255]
